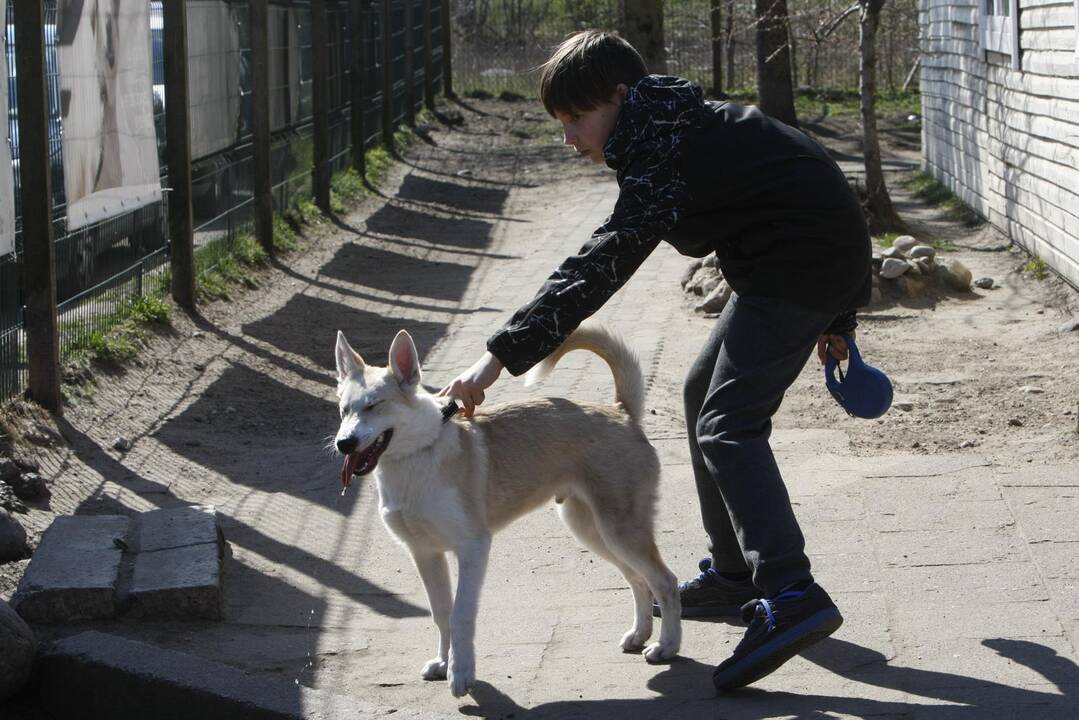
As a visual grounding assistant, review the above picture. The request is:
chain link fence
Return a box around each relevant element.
[450,0,919,98]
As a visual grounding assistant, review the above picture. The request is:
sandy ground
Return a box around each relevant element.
[2,97,1078,717]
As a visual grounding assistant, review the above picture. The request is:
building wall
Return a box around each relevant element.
[919,0,1079,288]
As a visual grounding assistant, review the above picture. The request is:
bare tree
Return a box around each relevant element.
[710,0,723,95]
[621,0,667,74]
[858,0,906,233]
[755,0,798,127]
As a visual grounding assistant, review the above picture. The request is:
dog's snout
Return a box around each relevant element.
[337,436,358,454]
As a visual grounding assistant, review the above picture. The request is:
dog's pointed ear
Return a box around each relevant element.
[335,331,365,382]
[388,330,421,389]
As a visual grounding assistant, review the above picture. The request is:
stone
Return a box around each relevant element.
[11,515,130,623]
[1058,319,1079,333]
[697,274,721,297]
[9,472,49,502]
[880,257,909,279]
[1008,418,1024,427]
[702,252,721,269]
[127,506,225,620]
[905,260,922,276]
[685,266,721,296]
[893,235,919,253]
[695,281,732,314]
[0,484,27,514]
[112,436,133,452]
[882,246,906,260]
[0,508,28,562]
[974,277,995,289]
[680,259,703,288]
[913,257,934,275]
[870,287,883,305]
[909,245,936,261]
[894,402,914,412]
[937,258,973,291]
[1018,386,1045,394]
[0,600,35,703]
[0,457,19,483]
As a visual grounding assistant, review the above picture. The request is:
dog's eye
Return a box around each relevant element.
[364,401,382,412]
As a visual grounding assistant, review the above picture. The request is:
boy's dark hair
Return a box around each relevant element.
[539,31,648,117]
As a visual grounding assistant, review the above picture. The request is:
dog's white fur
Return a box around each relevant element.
[333,324,681,697]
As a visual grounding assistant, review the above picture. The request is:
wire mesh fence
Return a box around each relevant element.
[450,0,920,98]
[1,0,445,405]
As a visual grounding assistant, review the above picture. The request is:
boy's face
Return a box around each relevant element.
[554,84,628,164]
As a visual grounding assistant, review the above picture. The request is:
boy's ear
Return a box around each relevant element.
[335,331,365,382]
[388,330,421,389]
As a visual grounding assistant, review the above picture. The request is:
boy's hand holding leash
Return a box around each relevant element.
[816,333,851,365]
[439,351,504,417]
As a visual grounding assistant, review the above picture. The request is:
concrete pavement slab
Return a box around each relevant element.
[11,515,129,623]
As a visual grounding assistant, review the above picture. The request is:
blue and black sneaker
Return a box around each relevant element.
[652,558,758,619]
[712,582,842,692]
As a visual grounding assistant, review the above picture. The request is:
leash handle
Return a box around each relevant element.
[441,400,460,423]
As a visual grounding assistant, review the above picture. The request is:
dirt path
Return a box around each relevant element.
[2,97,1078,715]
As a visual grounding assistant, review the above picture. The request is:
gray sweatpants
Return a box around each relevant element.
[684,292,838,597]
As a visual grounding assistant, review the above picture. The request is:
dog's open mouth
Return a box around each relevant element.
[340,429,394,487]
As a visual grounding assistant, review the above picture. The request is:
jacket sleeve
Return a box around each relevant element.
[487,153,689,376]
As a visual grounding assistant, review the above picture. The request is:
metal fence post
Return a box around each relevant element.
[350,0,367,175]
[251,0,274,255]
[382,0,395,148]
[164,0,196,310]
[312,0,331,212]
[442,0,453,98]
[14,0,61,414]
[423,0,434,110]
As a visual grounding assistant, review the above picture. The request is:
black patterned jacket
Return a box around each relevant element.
[487,75,872,376]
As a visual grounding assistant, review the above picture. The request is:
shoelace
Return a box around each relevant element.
[739,589,806,634]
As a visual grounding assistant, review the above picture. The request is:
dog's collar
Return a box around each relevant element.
[440,401,459,424]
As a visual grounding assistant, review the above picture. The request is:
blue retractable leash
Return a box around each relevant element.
[824,334,893,419]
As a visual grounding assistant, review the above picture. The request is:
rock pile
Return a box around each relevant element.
[1,452,46,563]
[680,235,980,313]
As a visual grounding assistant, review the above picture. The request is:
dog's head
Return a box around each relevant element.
[334,330,442,487]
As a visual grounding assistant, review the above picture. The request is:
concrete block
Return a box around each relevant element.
[34,631,449,720]
[127,506,224,620]
[11,515,130,623]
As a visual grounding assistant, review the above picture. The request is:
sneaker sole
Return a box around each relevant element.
[712,606,843,693]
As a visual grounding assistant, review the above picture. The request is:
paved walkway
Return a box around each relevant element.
[15,102,1079,718]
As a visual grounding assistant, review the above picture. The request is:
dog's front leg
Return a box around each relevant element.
[412,551,453,681]
[447,536,490,698]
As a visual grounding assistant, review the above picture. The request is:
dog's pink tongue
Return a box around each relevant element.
[341,453,360,488]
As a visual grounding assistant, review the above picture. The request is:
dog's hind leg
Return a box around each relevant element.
[590,509,682,663]
[558,496,655,653]
[412,551,453,681]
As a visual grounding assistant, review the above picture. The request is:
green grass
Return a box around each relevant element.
[1023,256,1049,280]
[903,172,982,228]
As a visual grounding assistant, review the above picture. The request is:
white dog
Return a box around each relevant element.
[333,324,681,697]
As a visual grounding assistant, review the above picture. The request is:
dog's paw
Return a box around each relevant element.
[421,658,447,680]
[620,627,651,653]
[447,661,475,697]
[642,641,678,663]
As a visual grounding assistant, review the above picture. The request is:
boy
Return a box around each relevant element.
[439,30,870,692]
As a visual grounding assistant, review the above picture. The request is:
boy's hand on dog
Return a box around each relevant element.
[816,333,851,365]
[439,352,504,417]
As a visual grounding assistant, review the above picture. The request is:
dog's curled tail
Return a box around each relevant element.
[524,323,645,423]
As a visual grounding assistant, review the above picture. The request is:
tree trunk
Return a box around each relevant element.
[725,0,736,90]
[755,0,798,127]
[710,0,723,95]
[621,0,667,74]
[859,0,906,234]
